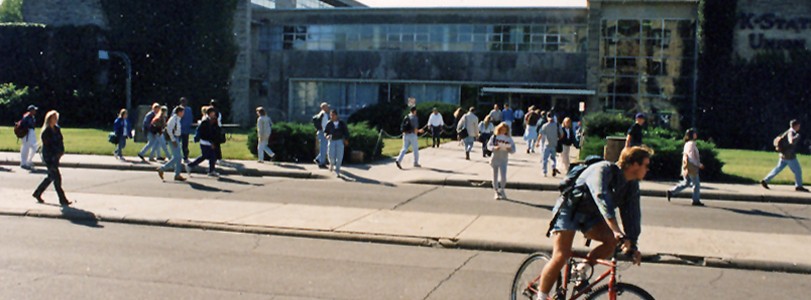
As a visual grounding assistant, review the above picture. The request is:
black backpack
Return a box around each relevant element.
[558,155,605,195]
[312,113,324,131]
[400,116,414,133]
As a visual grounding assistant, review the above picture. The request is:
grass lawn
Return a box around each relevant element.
[0,126,255,160]
[716,149,811,185]
[381,136,445,158]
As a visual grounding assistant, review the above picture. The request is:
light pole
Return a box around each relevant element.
[99,50,132,115]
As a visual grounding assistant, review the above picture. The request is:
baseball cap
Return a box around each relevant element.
[27,105,38,111]
[635,113,646,119]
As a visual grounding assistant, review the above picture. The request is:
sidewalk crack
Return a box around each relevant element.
[391,186,440,210]
[422,253,478,300]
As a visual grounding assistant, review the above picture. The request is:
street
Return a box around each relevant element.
[1,217,809,299]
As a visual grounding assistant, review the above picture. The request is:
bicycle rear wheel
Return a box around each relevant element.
[510,252,560,300]
[585,283,654,300]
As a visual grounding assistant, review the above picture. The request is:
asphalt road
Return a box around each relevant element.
[1,217,809,300]
[1,167,810,236]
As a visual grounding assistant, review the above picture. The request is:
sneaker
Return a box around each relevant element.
[149,158,157,162]
[157,168,164,181]
[692,202,705,206]
[396,161,403,170]
[184,164,192,175]
[138,154,145,161]
[32,193,44,204]
[269,153,276,159]
[20,165,30,170]
[174,175,186,182]
[414,163,421,168]
[500,190,507,200]
[313,158,320,165]
[329,164,334,172]
[494,192,501,200]
[666,190,672,202]
[760,180,770,190]
[797,186,809,192]
[526,149,530,154]
[552,169,559,177]
[207,171,220,177]
[257,160,264,164]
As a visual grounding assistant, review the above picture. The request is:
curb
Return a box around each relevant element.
[0,160,325,180]
[2,209,810,275]
[406,179,811,205]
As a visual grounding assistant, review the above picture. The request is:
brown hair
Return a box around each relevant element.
[119,109,127,118]
[618,146,654,169]
[256,106,266,115]
[495,123,509,135]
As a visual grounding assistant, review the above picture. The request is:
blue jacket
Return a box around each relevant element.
[22,113,36,130]
[114,117,132,139]
[142,111,155,132]
[502,109,515,122]
[180,106,194,134]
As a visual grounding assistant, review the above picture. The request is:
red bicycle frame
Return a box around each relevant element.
[557,254,619,300]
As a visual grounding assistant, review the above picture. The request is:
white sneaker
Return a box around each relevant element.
[329,164,334,172]
[184,164,192,176]
[500,190,507,200]
[207,171,220,177]
[494,192,501,200]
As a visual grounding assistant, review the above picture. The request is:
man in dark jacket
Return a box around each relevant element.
[187,107,222,177]
[138,103,161,161]
[762,119,808,192]
[20,105,38,170]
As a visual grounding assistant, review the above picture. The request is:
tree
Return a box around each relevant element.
[0,0,23,23]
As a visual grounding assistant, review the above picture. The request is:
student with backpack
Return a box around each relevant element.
[761,119,808,192]
[138,103,161,162]
[396,106,422,169]
[666,129,705,206]
[16,105,38,170]
[152,106,171,161]
[188,107,224,177]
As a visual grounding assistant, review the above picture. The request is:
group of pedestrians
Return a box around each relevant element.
[312,102,350,177]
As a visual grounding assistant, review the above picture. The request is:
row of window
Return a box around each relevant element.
[602,19,696,41]
[601,57,695,76]
[251,0,333,9]
[265,24,588,53]
[601,75,693,98]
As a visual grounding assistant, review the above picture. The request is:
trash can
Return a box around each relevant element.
[603,136,626,163]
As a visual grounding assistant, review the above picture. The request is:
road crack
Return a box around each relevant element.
[422,253,478,300]
[392,186,440,210]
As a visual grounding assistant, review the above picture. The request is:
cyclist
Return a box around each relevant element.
[537,146,650,300]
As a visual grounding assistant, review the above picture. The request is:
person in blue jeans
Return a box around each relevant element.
[157,106,186,181]
[188,107,222,177]
[456,107,480,160]
[138,103,161,161]
[501,103,515,136]
[762,119,809,192]
[667,129,705,206]
[537,113,561,177]
[113,109,132,161]
[179,97,194,163]
[324,109,349,177]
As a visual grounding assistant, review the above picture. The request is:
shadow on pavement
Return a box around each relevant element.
[185,181,233,193]
[501,198,555,211]
[710,206,808,220]
[273,163,306,170]
[339,171,396,187]
[0,167,11,172]
[217,176,263,186]
[61,205,104,228]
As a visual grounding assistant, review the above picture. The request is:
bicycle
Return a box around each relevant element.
[510,242,654,300]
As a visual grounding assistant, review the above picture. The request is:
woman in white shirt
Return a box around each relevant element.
[488,123,516,200]
[478,115,495,158]
[667,129,704,206]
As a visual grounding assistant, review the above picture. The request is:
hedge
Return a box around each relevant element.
[348,102,404,135]
[246,122,383,163]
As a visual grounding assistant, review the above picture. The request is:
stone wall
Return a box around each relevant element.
[22,0,108,29]
[734,0,811,60]
[229,0,253,126]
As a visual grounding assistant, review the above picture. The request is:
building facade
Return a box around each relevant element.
[243,0,700,129]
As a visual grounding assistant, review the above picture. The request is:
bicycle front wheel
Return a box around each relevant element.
[585,283,654,300]
[510,252,560,300]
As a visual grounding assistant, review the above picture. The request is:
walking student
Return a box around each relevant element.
[157,106,187,182]
[138,103,161,162]
[537,113,561,177]
[32,110,71,206]
[762,119,809,192]
[396,106,422,169]
[209,99,224,161]
[313,102,330,168]
[457,107,480,160]
[667,129,705,206]
[478,115,495,158]
[558,117,577,174]
[179,97,194,163]
[154,106,172,161]
[188,107,223,177]
[427,107,445,148]
[113,109,132,161]
[488,104,502,126]
[523,106,540,154]
[489,123,516,200]
[501,104,515,135]
[625,113,646,148]
[513,106,525,136]
[324,109,350,177]
[18,105,38,170]
[256,106,275,163]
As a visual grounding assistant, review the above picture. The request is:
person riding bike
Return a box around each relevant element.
[537,146,651,300]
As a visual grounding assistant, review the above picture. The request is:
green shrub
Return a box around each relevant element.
[582,112,633,140]
[348,102,405,135]
[247,122,384,163]
[0,83,31,122]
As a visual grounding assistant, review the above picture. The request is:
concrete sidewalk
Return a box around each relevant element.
[2,186,809,274]
[2,138,810,205]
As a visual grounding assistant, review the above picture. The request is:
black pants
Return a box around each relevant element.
[189,144,217,173]
[480,133,493,157]
[34,163,67,201]
[180,133,190,160]
[431,126,442,147]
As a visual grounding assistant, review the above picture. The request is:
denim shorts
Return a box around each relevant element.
[551,207,603,234]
